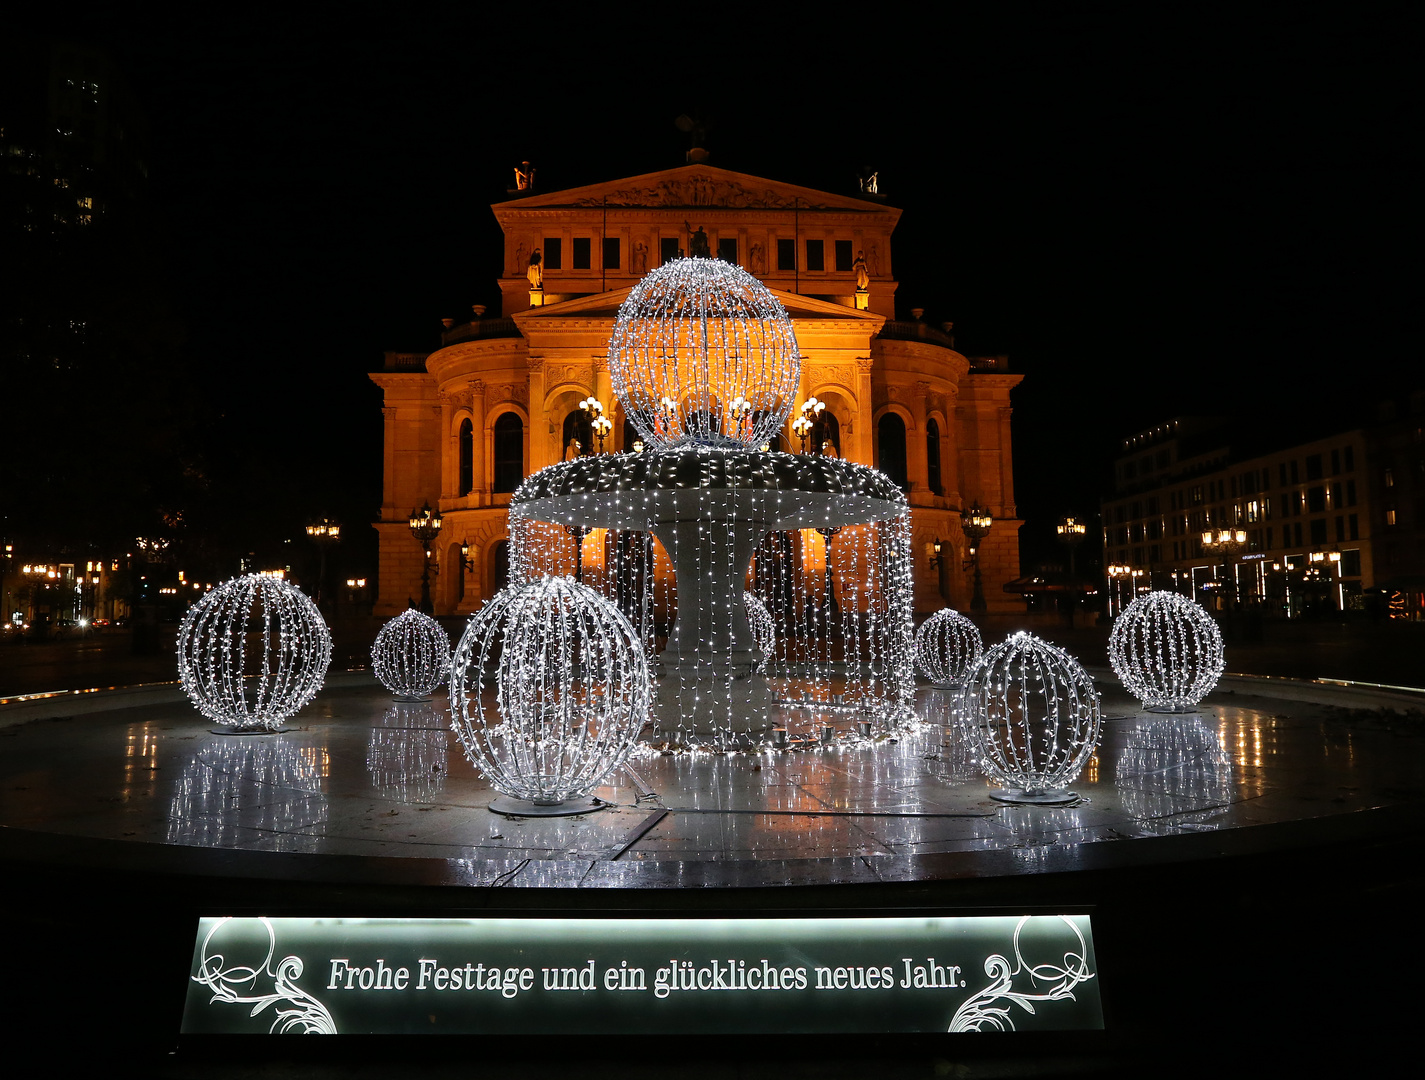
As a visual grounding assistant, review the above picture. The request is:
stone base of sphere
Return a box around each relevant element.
[650,665,777,741]
[989,787,1079,805]
[488,795,606,818]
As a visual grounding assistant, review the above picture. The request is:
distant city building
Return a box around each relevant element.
[371,164,1024,616]
[1102,400,1425,618]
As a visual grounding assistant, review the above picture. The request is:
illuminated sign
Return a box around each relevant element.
[182,915,1101,1035]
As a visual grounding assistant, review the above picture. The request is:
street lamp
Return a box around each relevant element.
[960,500,993,613]
[792,397,824,454]
[591,413,613,453]
[408,501,443,614]
[304,517,341,611]
[1200,527,1247,612]
[1056,515,1087,578]
[1107,563,1132,616]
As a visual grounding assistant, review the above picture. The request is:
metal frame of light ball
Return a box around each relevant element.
[607,257,801,450]
[449,575,651,812]
[371,608,452,701]
[962,631,1102,804]
[1108,590,1224,713]
[177,573,332,732]
[914,608,984,688]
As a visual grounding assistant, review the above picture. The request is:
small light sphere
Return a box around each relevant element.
[607,257,800,451]
[1108,591,1224,712]
[177,574,332,731]
[450,576,650,805]
[371,609,452,700]
[963,631,1101,801]
[914,608,983,687]
[743,591,776,667]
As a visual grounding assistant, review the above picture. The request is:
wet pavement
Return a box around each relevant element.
[1,674,1421,886]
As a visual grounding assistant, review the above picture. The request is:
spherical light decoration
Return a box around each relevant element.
[450,575,650,809]
[177,574,332,731]
[607,257,800,450]
[371,608,452,700]
[1108,591,1224,712]
[962,631,1101,804]
[744,591,776,668]
[914,608,984,687]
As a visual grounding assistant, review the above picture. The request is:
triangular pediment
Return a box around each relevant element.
[495,164,895,216]
[512,284,886,332]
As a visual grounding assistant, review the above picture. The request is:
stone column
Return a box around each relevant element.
[469,379,487,504]
[526,357,547,474]
[854,357,875,466]
[998,405,1016,519]
[439,391,457,500]
[908,381,930,497]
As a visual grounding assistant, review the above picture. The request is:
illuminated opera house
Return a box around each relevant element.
[370,164,1023,618]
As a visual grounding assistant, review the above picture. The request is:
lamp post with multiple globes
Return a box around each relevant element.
[1200,527,1247,612]
[408,502,442,614]
[304,518,340,612]
[960,501,993,614]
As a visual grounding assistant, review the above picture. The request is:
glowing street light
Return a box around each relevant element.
[408,502,443,614]
[960,501,993,613]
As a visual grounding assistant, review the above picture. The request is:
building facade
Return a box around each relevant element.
[371,165,1023,617]
[1101,412,1425,618]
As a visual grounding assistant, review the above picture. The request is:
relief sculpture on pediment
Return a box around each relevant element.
[573,174,828,210]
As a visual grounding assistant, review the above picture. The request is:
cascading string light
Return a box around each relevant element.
[370,608,452,701]
[743,591,775,669]
[177,573,332,732]
[449,575,650,808]
[962,631,1102,804]
[914,608,984,689]
[1108,590,1225,713]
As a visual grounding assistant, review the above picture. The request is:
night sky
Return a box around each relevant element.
[12,5,1414,580]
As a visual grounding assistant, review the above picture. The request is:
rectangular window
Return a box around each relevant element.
[572,237,591,270]
[1336,515,1345,541]
[544,237,562,269]
[1387,509,1398,526]
[661,237,680,265]
[1308,486,1325,513]
[1342,549,1361,576]
[1294,522,1303,546]
[1290,461,1299,484]
[1279,463,1289,486]
[1344,445,1355,471]
[1330,481,1341,508]
[1349,513,1359,540]
[1384,467,1395,487]
[717,237,738,264]
[805,239,824,271]
[835,239,853,271]
[1306,453,1323,481]
[777,238,795,271]
[1266,526,1273,549]
[603,237,620,270]
[1347,479,1357,506]
[1310,518,1327,544]
[1331,449,1341,475]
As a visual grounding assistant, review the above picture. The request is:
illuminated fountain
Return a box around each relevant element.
[509,257,913,745]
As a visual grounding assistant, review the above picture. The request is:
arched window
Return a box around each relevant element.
[458,418,473,496]
[926,417,942,495]
[561,410,592,459]
[493,413,523,493]
[878,413,909,492]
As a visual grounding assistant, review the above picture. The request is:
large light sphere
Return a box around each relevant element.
[1108,591,1224,712]
[449,576,650,808]
[963,631,1101,803]
[371,609,451,700]
[914,608,983,687]
[177,574,332,731]
[744,591,776,668]
[607,257,800,450]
